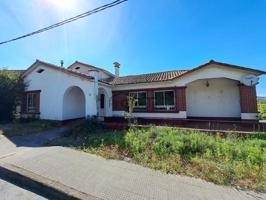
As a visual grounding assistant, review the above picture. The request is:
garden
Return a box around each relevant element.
[49,118,266,192]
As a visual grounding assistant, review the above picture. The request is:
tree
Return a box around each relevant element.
[124,95,138,126]
[0,69,26,122]
[258,100,266,120]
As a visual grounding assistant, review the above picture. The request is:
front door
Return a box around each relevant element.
[99,93,105,117]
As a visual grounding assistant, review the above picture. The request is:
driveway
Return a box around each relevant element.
[0,127,67,158]
[0,131,265,200]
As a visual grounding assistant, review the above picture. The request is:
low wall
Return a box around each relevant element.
[104,117,266,133]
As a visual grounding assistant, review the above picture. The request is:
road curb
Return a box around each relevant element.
[0,162,102,200]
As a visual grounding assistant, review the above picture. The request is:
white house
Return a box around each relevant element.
[21,59,265,122]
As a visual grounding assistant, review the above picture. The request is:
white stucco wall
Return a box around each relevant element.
[241,113,259,120]
[186,78,241,118]
[98,85,113,117]
[24,64,97,120]
[69,63,112,80]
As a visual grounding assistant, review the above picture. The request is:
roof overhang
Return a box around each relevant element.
[68,61,115,77]
[22,60,94,81]
[179,60,266,78]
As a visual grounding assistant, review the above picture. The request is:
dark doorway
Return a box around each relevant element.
[100,94,105,109]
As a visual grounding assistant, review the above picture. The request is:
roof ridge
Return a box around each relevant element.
[119,69,189,78]
[69,61,115,77]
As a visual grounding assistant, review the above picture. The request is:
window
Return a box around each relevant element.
[27,93,37,113]
[129,91,147,111]
[154,90,175,111]
[37,69,44,73]
[75,67,80,70]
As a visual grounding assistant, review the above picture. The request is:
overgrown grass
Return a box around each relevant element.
[49,119,266,191]
[0,118,59,137]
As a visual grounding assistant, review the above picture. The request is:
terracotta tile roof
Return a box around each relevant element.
[109,70,189,85]
[109,60,266,85]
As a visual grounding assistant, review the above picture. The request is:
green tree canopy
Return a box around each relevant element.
[0,69,26,122]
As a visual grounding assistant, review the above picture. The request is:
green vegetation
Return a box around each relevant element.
[49,119,266,191]
[258,100,266,120]
[0,118,59,137]
[0,69,26,122]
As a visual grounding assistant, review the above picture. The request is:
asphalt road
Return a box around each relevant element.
[0,179,47,200]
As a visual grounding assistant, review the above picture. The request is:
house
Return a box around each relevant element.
[21,59,265,122]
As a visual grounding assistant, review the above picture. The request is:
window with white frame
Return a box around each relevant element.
[129,91,147,111]
[27,93,37,113]
[154,90,175,111]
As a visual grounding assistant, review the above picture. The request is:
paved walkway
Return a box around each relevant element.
[0,178,48,200]
[0,145,265,200]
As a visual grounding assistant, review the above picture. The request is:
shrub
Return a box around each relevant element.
[258,102,266,120]
[70,116,103,138]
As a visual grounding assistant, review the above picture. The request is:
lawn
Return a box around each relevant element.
[0,119,59,137]
[49,119,266,192]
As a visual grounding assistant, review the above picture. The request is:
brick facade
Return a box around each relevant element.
[112,87,187,113]
[22,90,41,114]
[112,91,128,111]
[175,87,186,111]
[239,85,258,113]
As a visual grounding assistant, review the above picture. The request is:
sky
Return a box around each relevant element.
[0,0,265,96]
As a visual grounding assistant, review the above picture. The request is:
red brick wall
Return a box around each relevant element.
[175,87,186,111]
[239,85,258,113]
[112,87,187,112]
[112,91,128,111]
[147,90,154,112]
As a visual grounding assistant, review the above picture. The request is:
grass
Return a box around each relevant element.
[49,119,266,192]
[0,119,59,137]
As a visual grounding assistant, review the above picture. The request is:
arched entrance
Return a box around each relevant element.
[63,86,86,120]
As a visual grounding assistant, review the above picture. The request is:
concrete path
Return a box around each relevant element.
[0,127,67,158]
[0,178,48,200]
[0,146,265,200]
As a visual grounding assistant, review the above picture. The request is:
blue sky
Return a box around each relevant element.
[0,0,265,96]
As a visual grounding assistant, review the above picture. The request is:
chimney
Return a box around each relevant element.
[113,62,120,77]
[60,60,64,67]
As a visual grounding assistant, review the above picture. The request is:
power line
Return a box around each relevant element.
[0,0,128,45]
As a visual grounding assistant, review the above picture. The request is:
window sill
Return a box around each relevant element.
[133,110,180,113]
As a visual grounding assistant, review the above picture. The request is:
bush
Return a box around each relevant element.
[69,117,104,139]
[123,127,266,190]
[0,69,26,122]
